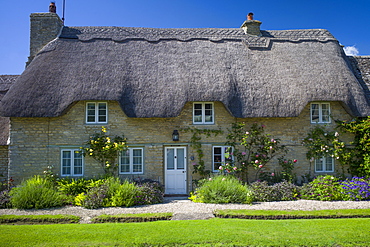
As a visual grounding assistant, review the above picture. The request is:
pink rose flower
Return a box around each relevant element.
[258,164,263,168]
[293,159,298,163]
[271,173,275,176]
[255,160,259,164]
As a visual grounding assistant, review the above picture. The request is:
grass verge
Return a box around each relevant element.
[214,208,370,219]
[0,214,80,225]
[91,212,173,223]
[0,218,369,246]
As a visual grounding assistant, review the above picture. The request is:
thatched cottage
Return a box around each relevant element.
[0,11,369,193]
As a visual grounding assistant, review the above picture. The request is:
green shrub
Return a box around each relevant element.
[250,180,299,202]
[271,181,300,201]
[300,175,343,201]
[0,188,11,209]
[190,175,253,204]
[82,184,108,209]
[109,181,138,207]
[10,176,66,209]
[135,181,164,205]
[57,178,92,196]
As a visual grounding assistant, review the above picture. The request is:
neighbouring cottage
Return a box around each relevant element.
[0,10,370,194]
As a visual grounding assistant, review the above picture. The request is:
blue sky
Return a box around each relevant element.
[0,0,369,75]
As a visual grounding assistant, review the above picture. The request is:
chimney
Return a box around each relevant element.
[26,3,63,66]
[240,12,262,36]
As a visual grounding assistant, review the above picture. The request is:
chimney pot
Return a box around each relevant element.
[241,13,262,36]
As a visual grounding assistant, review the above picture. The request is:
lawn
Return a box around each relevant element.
[1,218,370,246]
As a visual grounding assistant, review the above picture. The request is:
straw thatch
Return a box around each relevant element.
[0,75,18,145]
[0,27,369,118]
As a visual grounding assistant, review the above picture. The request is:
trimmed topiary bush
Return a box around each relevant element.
[10,176,66,209]
[190,175,253,204]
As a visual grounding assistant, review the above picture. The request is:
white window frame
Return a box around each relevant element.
[213,146,233,172]
[119,148,144,174]
[86,102,108,124]
[61,149,84,176]
[310,102,331,124]
[315,156,334,173]
[193,102,214,125]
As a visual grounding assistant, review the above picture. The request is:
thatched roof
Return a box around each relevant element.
[0,26,369,118]
[0,75,17,145]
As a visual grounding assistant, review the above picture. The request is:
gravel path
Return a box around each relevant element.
[1,197,369,223]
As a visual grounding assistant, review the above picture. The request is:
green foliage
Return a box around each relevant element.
[81,126,127,176]
[57,177,92,196]
[337,117,370,177]
[109,180,138,207]
[301,175,343,201]
[225,122,288,182]
[303,117,370,177]
[82,184,109,209]
[181,127,223,178]
[10,176,66,209]
[249,180,299,202]
[135,182,164,205]
[190,175,253,204]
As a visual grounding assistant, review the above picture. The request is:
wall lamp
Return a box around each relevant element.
[172,130,179,141]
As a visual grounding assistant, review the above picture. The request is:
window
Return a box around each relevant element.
[86,102,107,124]
[119,148,144,174]
[315,157,334,172]
[193,102,214,124]
[213,146,233,172]
[311,103,330,123]
[61,149,83,176]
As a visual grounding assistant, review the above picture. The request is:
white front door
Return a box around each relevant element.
[165,147,187,194]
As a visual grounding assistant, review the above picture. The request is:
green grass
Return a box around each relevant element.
[215,209,370,219]
[0,214,80,224]
[92,212,173,223]
[1,218,370,246]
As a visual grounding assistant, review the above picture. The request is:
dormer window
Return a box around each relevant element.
[193,102,214,124]
[311,103,330,123]
[86,102,107,124]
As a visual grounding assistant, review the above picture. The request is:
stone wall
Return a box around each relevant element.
[0,146,8,184]
[8,101,353,191]
[27,13,63,66]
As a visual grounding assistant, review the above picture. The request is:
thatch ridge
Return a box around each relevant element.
[0,27,369,118]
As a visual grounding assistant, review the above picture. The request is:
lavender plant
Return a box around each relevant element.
[340,177,370,201]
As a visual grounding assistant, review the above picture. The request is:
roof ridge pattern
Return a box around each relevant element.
[60,26,337,48]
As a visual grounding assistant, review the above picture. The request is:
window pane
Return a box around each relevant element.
[176,148,185,170]
[311,104,319,122]
[133,164,142,173]
[315,158,323,172]
[321,104,330,123]
[62,151,71,175]
[87,103,96,122]
[166,149,174,170]
[98,103,107,122]
[133,148,143,173]
[194,104,202,110]
[213,147,222,171]
[325,157,333,171]
[121,164,130,173]
[205,104,213,123]
[73,151,83,175]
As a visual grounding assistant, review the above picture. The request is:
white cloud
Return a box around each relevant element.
[343,46,359,56]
